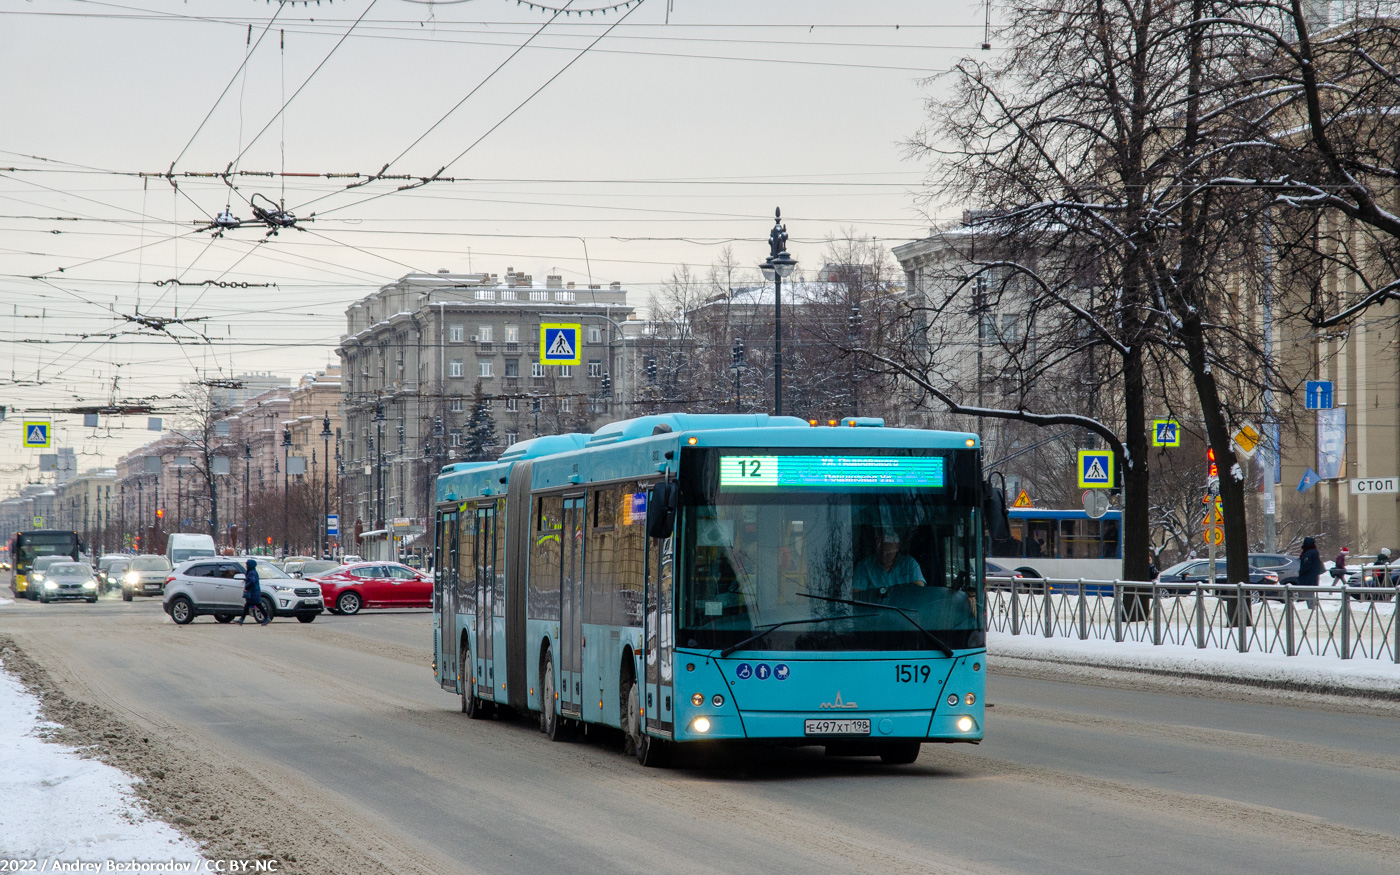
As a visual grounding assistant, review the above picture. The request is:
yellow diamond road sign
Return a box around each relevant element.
[540,323,582,366]
[1232,421,1261,459]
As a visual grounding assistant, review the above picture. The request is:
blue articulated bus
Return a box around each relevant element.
[431,413,987,766]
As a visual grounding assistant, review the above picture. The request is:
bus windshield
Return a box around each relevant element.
[679,491,984,652]
[16,532,80,566]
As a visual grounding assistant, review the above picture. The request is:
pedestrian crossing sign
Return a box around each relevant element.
[1077,449,1114,488]
[22,421,50,448]
[1152,419,1181,447]
[540,323,582,365]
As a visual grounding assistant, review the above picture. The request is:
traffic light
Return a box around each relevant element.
[600,372,612,395]
[267,536,273,545]
[1207,447,1218,478]
[646,358,658,383]
[156,508,164,519]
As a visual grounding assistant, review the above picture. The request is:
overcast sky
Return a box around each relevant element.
[0,0,995,494]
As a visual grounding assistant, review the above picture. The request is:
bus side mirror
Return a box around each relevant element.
[646,482,678,539]
[983,477,1011,542]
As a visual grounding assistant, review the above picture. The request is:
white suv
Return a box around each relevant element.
[162,558,323,625]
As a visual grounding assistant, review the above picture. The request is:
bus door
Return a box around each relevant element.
[560,495,586,718]
[438,510,459,692]
[644,534,676,737]
[475,503,496,701]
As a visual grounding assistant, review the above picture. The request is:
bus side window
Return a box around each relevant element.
[1101,520,1120,558]
[586,488,618,625]
[614,490,645,626]
[529,495,563,621]
[456,512,476,613]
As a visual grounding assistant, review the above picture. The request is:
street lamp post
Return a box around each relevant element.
[281,426,292,557]
[731,337,745,412]
[242,441,252,554]
[372,401,387,533]
[321,412,333,559]
[760,207,797,417]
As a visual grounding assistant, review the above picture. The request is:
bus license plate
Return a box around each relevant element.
[804,718,870,736]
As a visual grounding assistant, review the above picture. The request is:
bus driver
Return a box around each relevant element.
[854,532,926,598]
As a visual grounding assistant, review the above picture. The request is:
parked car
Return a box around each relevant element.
[1157,559,1280,595]
[284,559,339,578]
[24,555,69,600]
[1248,552,1301,585]
[35,561,99,603]
[96,555,130,594]
[311,562,432,615]
[340,554,362,564]
[162,558,323,625]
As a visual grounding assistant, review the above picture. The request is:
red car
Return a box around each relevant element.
[311,562,432,615]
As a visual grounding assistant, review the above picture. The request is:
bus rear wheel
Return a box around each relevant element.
[540,648,569,742]
[879,742,921,765]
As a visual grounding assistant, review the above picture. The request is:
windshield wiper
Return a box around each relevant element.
[719,614,875,657]
[796,591,955,657]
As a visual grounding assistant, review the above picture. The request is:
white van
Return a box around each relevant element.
[166,533,217,566]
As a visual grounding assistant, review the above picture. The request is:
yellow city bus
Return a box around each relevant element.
[8,529,82,598]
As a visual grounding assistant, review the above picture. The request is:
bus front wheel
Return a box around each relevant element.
[624,677,668,767]
[461,647,489,720]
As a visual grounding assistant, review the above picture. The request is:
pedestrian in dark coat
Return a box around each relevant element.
[237,559,268,625]
[1297,537,1323,609]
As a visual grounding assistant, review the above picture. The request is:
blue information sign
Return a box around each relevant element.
[1305,381,1333,410]
[327,514,339,537]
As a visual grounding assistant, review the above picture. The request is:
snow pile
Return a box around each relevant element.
[0,661,204,865]
[989,630,1400,697]
[0,597,13,607]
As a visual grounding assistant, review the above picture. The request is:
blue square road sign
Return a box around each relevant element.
[1305,380,1333,410]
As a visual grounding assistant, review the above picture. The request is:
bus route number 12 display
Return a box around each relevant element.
[719,455,946,489]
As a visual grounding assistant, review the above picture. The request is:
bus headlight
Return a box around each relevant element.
[712,694,724,707]
[957,716,974,732]
[691,693,704,706]
[692,717,712,734]
[965,693,976,706]
[947,693,959,706]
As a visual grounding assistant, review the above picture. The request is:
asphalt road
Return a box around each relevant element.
[3,594,1396,874]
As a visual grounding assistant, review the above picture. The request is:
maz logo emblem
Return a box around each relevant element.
[819,691,858,709]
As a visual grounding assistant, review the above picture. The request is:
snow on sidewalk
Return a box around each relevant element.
[0,658,205,866]
[989,630,1400,697]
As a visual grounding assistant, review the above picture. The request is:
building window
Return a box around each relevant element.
[587,359,602,377]
[531,362,546,378]
[505,397,519,412]
[479,360,493,378]
[558,365,572,378]
[504,359,519,378]
[504,324,519,343]
[531,398,542,413]
[559,397,572,413]
[449,359,464,378]
[449,324,465,343]
[505,430,519,444]
[478,325,493,343]
[449,430,463,448]
[588,325,603,344]
[450,397,464,413]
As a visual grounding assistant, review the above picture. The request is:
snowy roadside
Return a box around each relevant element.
[0,656,205,869]
[989,630,1400,699]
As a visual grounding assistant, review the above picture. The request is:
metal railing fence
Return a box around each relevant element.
[985,577,1398,662]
